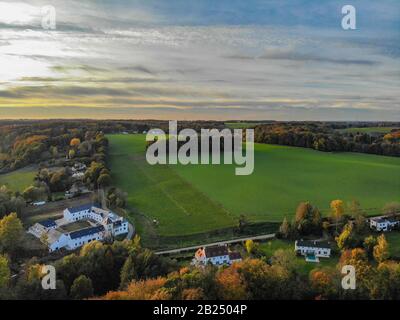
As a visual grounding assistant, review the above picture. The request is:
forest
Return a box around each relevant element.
[253,122,400,157]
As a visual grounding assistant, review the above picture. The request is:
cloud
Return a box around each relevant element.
[0,1,399,120]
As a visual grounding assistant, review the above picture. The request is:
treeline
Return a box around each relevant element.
[0,120,229,173]
[0,122,109,172]
[101,248,400,300]
[254,122,400,157]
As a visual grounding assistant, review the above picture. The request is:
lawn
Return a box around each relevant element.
[108,134,400,239]
[259,239,338,275]
[0,166,37,192]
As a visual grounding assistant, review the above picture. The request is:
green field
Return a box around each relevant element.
[0,166,36,192]
[108,134,236,237]
[386,232,400,259]
[108,134,400,239]
[225,122,262,129]
[338,127,398,134]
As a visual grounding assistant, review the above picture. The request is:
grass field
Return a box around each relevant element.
[338,127,399,134]
[225,122,262,129]
[0,166,36,192]
[108,134,236,237]
[386,231,400,259]
[108,134,400,239]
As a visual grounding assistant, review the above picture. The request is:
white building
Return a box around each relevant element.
[28,219,57,238]
[63,204,128,236]
[29,204,129,252]
[194,245,242,266]
[295,240,331,260]
[71,162,86,173]
[369,216,400,232]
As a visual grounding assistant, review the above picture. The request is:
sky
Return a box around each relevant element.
[0,0,399,121]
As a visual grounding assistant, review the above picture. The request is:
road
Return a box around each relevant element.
[126,222,135,240]
[155,233,276,255]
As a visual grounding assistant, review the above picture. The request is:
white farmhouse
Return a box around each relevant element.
[63,204,128,236]
[194,245,242,266]
[295,240,331,261]
[369,216,400,232]
[28,219,57,238]
[29,203,129,252]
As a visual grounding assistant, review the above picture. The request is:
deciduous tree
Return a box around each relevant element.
[373,234,389,263]
[70,275,94,300]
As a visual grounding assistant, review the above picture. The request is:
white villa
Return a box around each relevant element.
[369,215,400,232]
[29,203,129,252]
[295,240,331,262]
[194,245,242,266]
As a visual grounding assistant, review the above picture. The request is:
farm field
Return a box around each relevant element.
[108,134,236,237]
[108,134,400,238]
[0,165,36,192]
[338,127,399,134]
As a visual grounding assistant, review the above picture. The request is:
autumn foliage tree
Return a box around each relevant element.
[373,234,389,263]
[216,264,247,300]
[70,138,81,147]
[0,254,10,289]
[0,212,24,257]
[330,200,344,234]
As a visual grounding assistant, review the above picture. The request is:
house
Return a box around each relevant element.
[65,182,90,199]
[295,240,331,261]
[194,245,242,266]
[47,226,105,252]
[63,204,129,236]
[33,201,46,206]
[71,172,85,180]
[369,215,400,232]
[228,252,243,264]
[71,162,86,173]
[28,219,57,238]
[28,203,129,252]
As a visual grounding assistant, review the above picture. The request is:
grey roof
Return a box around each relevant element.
[67,203,100,213]
[296,240,331,249]
[67,203,92,213]
[371,216,386,223]
[371,216,400,223]
[38,219,57,228]
[229,252,242,260]
[204,245,229,258]
[69,225,105,240]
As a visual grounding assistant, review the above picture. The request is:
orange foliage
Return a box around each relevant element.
[216,263,248,300]
[70,138,81,147]
[310,270,332,291]
[13,135,47,151]
[182,288,204,300]
[102,291,130,300]
[103,277,168,300]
